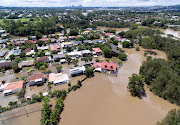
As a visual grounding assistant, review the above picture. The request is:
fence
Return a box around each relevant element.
[0,106,41,124]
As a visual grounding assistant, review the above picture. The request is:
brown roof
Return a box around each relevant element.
[26,73,45,82]
[23,48,31,53]
[36,56,48,62]
[0,61,14,68]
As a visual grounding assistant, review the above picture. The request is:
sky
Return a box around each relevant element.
[0,0,179,7]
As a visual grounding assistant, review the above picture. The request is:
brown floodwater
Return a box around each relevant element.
[97,26,129,33]
[59,46,178,125]
[2,46,179,125]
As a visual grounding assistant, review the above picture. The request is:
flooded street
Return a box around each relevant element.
[59,47,178,125]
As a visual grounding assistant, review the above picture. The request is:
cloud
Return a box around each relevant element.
[0,0,179,7]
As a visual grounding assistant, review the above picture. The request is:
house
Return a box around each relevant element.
[92,40,105,44]
[0,50,7,57]
[0,30,5,34]
[53,54,66,62]
[28,40,37,44]
[12,41,25,45]
[110,44,121,56]
[92,47,102,55]
[72,41,82,46]
[36,56,50,63]
[3,81,24,96]
[49,73,69,85]
[69,36,76,40]
[69,66,85,76]
[83,40,92,44]
[26,50,35,56]
[30,36,36,40]
[37,46,49,51]
[93,62,117,72]
[114,37,122,42]
[81,50,92,57]
[0,61,14,69]
[39,38,49,42]
[61,42,73,49]
[67,51,82,57]
[23,48,31,54]
[50,45,61,52]
[26,73,46,86]
[105,33,116,38]
[50,38,56,43]
[18,60,34,68]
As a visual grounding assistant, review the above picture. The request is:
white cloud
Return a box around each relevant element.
[0,0,179,7]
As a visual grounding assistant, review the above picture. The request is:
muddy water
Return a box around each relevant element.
[2,47,178,125]
[97,26,129,33]
[163,29,180,38]
[59,47,178,125]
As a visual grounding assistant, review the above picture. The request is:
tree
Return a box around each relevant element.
[41,97,51,125]
[39,65,46,70]
[103,47,112,58]
[56,65,62,73]
[113,40,119,46]
[9,54,15,61]
[136,47,140,51]
[65,55,71,64]
[85,67,94,78]
[19,52,26,58]
[122,41,130,48]
[157,109,180,125]
[127,74,145,98]
[69,29,78,36]
[37,40,45,47]
[118,53,127,61]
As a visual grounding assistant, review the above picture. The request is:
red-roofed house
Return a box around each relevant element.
[36,56,50,63]
[28,40,37,44]
[93,62,117,72]
[3,81,24,96]
[69,36,76,40]
[114,37,122,42]
[12,41,25,45]
[92,47,102,55]
[26,73,46,86]
[23,48,31,54]
[105,33,114,36]
[39,38,49,42]
[50,45,61,52]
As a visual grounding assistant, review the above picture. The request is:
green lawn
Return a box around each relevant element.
[0,18,42,26]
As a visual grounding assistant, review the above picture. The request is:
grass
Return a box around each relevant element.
[0,18,42,26]
[24,57,34,61]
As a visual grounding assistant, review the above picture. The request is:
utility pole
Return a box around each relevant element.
[23,106,29,117]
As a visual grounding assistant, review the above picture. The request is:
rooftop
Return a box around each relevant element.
[92,47,102,53]
[26,73,45,82]
[4,81,23,92]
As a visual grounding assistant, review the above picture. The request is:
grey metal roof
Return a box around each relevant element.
[53,54,65,59]
[81,50,91,54]
[72,41,82,45]
[0,50,7,57]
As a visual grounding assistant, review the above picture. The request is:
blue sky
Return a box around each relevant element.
[0,0,179,7]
